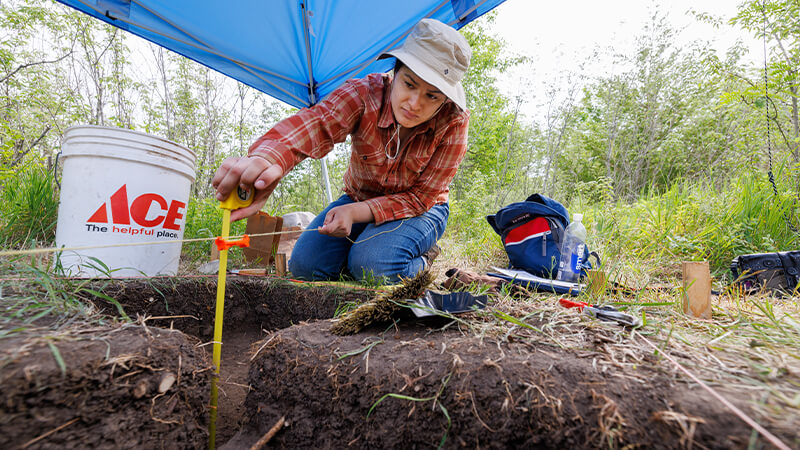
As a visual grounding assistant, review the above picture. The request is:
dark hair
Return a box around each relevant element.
[393,59,405,74]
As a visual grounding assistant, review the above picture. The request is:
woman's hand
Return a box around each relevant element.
[211,156,283,222]
[318,203,375,238]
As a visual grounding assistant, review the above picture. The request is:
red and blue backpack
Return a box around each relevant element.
[486,194,592,279]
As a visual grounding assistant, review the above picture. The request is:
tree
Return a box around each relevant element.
[453,13,529,202]
[554,11,753,201]
[731,0,799,159]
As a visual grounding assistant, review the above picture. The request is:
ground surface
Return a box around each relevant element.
[2,276,797,449]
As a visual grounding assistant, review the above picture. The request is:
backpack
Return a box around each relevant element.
[486,194,592,279]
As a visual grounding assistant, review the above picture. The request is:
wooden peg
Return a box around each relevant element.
[682,261,711,319]
[275,253,287,277]
[210,241,220,261]
[586,270,607,297]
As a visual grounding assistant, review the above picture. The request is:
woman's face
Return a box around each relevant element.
[390,66,447,129]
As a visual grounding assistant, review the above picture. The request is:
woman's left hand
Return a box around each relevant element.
[318,203,374,238]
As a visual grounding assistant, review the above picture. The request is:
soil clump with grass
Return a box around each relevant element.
[2,276,797,448]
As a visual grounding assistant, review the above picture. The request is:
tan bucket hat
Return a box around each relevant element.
[380,18,472,110]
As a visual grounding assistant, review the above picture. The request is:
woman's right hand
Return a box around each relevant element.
[211,156,283,222]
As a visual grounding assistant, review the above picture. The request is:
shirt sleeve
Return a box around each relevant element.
[248,79,367,176]
[363,111,470,225]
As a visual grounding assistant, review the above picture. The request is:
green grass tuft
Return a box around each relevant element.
[0,166,59,248]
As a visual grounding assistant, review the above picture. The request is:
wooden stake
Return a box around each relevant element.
[275,253,287,277]
[682,261,711,319]
[210,242,220,261]
[586,270,607,297]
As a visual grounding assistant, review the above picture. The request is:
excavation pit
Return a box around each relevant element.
[2,277,797,449]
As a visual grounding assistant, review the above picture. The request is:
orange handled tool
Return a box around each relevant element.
[559,298,641,327]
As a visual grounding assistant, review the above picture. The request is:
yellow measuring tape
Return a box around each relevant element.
[209,187,253,450]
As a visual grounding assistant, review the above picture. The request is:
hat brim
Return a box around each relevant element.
[380,50,466,111]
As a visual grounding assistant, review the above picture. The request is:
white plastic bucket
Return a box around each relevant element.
[54,125,196,277]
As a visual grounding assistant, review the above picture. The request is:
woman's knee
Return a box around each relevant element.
[346,247,390,282]
[288,232,345,280]
[346,244,420,283]
[289,247,343,280]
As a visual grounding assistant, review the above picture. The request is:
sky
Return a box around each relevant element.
[485,0,761,120]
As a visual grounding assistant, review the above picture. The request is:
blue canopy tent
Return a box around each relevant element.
[55,0,507,200]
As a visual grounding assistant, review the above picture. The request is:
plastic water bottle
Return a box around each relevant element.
[557,213,587,283]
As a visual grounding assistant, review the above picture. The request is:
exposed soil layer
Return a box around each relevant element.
[5,277,797,449]
[1,322,210,449]
[87,276,372,444]
[90,276,372,340]
[230,319,797,449]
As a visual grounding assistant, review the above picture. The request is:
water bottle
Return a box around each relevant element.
[556,213,587,283]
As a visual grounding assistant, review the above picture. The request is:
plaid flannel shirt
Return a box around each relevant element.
[248,73,469,225]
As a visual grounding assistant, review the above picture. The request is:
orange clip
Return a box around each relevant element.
[215,235,250,251]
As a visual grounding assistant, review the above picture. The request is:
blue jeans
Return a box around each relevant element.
[288,195,448,283]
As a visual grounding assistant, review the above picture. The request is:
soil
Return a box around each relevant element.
[225,319,796,449]
[87,276,372,444]
[3,276,797,449]
[1,322,210,449]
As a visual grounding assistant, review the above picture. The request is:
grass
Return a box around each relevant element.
[0,258,124,335]
[0,165,59,248]
[182,197,248,267]
[367,372,454,450]
[570,172,800,279]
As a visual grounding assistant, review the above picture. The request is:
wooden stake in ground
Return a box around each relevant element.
[586,269,607,297]
[682,261,711,319]
[244,212,283,265]
[275,253,287,277]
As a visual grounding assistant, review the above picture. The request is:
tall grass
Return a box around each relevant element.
[1,161,797,282]
[576,172,799,279]
[0,166,59,248]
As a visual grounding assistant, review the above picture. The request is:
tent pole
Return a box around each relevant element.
[320,158,333,203]
[302,1,331,201]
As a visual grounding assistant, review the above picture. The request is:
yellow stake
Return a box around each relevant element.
[209,187,253,450]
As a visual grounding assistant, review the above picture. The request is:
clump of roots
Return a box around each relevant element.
[330,270,434,335]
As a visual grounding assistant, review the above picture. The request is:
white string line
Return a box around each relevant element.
[346,220,406,245]
[0,220,411,258]
[633,330,791,450]
[0,227,322,258]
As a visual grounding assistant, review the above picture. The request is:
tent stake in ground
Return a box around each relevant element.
[209,187,253,449]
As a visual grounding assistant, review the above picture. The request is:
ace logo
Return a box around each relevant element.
[86,185,186,238]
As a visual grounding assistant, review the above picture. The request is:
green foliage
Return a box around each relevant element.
[455,14,532,198]
[0,165,58,246]
[729,0,799,185]
[447,171,504,265]
[555,12,756,201]
[182,197,247,265]
[576,171,800,278]
[0,0,796,286]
